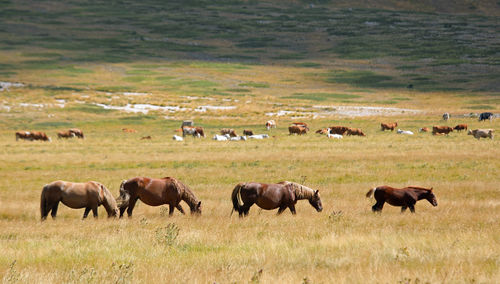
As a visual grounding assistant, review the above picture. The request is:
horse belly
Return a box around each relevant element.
[386,198,405,207]
[255,197,280,210]
[61,191,89,209]
[139,192,169,206]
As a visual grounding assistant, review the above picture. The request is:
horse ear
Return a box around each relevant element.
[314,190,319,195]
[197,201,202,208]
[430,187,433,191]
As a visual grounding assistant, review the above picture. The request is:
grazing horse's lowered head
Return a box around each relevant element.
[282,181,323,212]
[422,187,438,207]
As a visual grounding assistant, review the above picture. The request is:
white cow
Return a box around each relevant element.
[249,134,269,139]
[213,134,230,141]
[230,136,247,141]
[172,135,184,141]
[397,129,414,135]
[327,133,343,139]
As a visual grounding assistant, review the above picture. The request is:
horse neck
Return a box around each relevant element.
[288,182,314,201]
[408,187,430,200]
[176,181,199,208]
[101,187,117,214]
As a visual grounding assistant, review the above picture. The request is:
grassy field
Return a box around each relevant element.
[1,0,500,283]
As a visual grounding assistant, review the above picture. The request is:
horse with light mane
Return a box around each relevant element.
[231,181,322,217]
[117,177,202,217]
[40,181,119,220]
[366,185,437,213]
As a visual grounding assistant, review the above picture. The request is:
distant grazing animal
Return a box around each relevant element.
[453,124,468,132]
[40,181,119,220]
[15,131,31,141]
[57,130,76,139]
[243,129,254,136]
[181,120,194,128]
[182,126,205,138]
[230,136,247,141]
[366,185,437,213]
[346,128,366,136]
[288,125,308,135]
[172,135,184,141]
[328,126,349,135]
[478,112,493,121]
[442,113,450,121]
[419,127,430,132]
[231,181,322,217]
[266,120,277,130]
[69,128,84,139]
[122,128,137,133]
[248,134,269,139]
[432,126,453,135]
[31,131,51,141]
[397,129,414,135]
[468,129,494,140]
[141,136,152,140]
[327,133,343,139]
[220,128,237,137]
[117,177,201,217]
[292,122,309,130]
[316,128,330,135]
[381,122,398,131]
[213,134,229,141]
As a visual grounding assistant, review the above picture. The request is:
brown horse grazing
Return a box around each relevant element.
[231,181,322,217]
[366,186,437,213]
[40,181,119,220]
[117,177,202,217]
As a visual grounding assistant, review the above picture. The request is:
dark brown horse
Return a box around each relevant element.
[40,181,119,220]
[117,177,201,217]
[231,181,322,217]
[366,186,437,213]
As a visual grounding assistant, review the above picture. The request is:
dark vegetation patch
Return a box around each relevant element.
[33,121,73,128]
[239,82,270,88]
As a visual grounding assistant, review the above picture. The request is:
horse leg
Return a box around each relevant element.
[372,201,384,213]
[126,198,138,218]
[288,204,296,215]
[92,206,98,218]
[82,207,91,219]
[409,205,416,213]
[50,202,59,219]
[176,204,185,215]
[277,206,287,215]
[401,206,407,213]
[168,204,175,216]
[119,206,127,218]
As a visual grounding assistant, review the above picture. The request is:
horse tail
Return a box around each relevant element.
[231,183,245,214]
[40,184,49,220]
[366,187,376,198]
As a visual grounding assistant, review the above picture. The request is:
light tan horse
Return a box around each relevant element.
[40,181,119,220]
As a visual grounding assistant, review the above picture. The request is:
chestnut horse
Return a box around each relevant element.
[366,185,437,213]
[117,177,202,217]
[40,181,119,220]
[231,181,323,217]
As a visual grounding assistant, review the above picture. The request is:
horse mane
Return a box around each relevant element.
[406,186,432,192]
[282,181,315,200]
[169,177,200,207]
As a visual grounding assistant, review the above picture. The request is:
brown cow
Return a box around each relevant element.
[289,125,308,135]
[243,129,254,136]
[57,130,76,139]
[432,126,453,135]
[15,131,31,141]
[122,128,137,133]
[69,128,84,139]
[419,127,430,132]
[182,126,205,138]
[221,128,237,137]
[32,131,51,141]
[381,122,397,131]
[454,124,468,132]
[468,129,494,140]
[346,128,366,136]
[328,126,349,135]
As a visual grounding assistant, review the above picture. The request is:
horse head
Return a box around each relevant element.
[426,188,438,207]
[190,201,202,216]
[308,189,323,212]
[99,184,119,218]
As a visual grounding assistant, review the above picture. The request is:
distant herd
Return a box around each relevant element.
[13,112,495,220]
